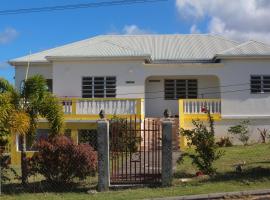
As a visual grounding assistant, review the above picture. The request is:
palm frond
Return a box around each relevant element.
[0,78,16,93]
[22,75,48,101]
[39,93,64,136]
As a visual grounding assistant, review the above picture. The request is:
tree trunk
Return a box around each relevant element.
[21,135,28,186]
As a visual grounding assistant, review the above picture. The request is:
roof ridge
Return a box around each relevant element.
[216,40,254,55]
[217,40,270,55]
[103,33,214,37]
[104,40,149,56]
[247,39,270,48]
[210,34,240,45]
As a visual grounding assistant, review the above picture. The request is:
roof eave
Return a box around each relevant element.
[45,55,151,62]
[214,54,270,60]
[8,60,50,66]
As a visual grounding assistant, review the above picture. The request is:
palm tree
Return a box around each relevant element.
[0,75,64,186]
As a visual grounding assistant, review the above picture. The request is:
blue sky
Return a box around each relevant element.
[1,0,269,83]
[0,0,204,83]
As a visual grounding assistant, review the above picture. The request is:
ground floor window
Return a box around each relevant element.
[164,79,198,100]
[78,129,97,150]
[17,129,49,151]
[17,129,72,151]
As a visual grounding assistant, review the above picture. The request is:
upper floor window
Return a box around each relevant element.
[82,76,116,98]
[164,79,198,100]
[46,79,53,92]
[250,75,270,94]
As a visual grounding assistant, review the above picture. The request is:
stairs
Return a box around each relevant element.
[142,118,180,151]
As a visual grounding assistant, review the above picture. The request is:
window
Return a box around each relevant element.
[17,129,49,151]
[251,75,270,94]
[46,79,53,92]
[164,79,198,100]
[82,76,116,98]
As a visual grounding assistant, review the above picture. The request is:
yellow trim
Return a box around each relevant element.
[71,129,78,144]
[59,97,143,101]
[71,99,77,115]
[179,100,187,148]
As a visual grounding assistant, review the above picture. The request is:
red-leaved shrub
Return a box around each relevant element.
[28,136,97,184]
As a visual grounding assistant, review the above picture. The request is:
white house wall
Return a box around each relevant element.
[14,58,270,119]
[52,60,145,98]
[15,64,53,89]
[185,118,270,144]
[219,59,270,117]
[145,75,220,117]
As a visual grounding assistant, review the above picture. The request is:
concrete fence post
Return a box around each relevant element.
[162,109,173,187]
[97,110,110,192]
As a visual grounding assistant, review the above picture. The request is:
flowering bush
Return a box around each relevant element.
[180,107,223,175]
[28,136,97,184]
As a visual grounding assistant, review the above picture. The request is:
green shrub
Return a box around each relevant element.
[228,120,250,145]
[180,108,223,175]
[28,136,97,185]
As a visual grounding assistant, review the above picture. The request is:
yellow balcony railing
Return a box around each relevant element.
[60,97,145,120]
[181,99,221,115]
[178,99,221,148]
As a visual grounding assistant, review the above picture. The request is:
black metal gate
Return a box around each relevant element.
[110,117,162,185]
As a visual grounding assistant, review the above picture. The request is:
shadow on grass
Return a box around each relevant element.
[174,166,270,184]
[2,181,97,194]
[209,167,270,183]
[174,171,194,179]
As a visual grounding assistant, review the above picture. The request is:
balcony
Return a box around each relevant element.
[61,98,144,120]
[179,99,221,121]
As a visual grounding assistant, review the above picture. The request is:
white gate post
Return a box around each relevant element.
[162,109,173,187]
[97,110,110,192]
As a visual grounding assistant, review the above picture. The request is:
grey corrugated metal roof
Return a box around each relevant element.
[10,34,245,63]
[216,40,270,57]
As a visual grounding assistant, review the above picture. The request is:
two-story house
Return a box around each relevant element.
[9,34,270,164]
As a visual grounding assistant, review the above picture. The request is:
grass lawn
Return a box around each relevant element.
[2,143,270,200]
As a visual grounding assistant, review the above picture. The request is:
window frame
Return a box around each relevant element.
[82,76,116,98]
[164,79,198,100]
[250,75,270,94]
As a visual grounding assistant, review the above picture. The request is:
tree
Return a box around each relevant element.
[0,91,30,184]
[0,75,64,186]
[228,120,250,145]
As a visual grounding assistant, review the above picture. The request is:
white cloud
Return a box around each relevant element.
[0,27,18,44]
[176,0,270,43]
[122,25,152,35]
[108,25,153,35]
[190,24,201,34]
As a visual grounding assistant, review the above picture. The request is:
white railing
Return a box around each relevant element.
[182,99,221,114]
[61,98,143,115]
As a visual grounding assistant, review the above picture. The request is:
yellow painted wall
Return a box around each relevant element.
[10,122,98,165]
